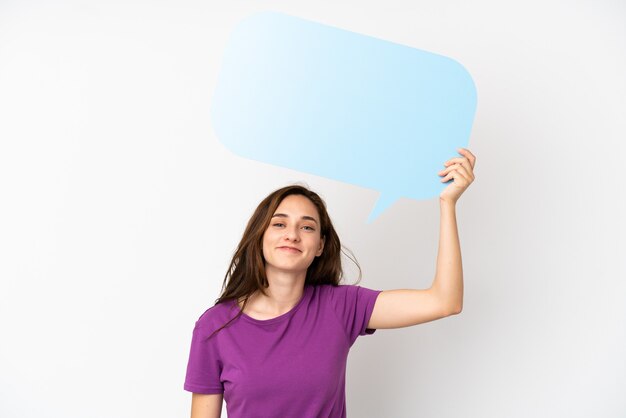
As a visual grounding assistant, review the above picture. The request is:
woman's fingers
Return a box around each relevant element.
[439,163,471,182]
[437,148,477,182]
[438,148,477,203]
[457,148,476,168]
[444,148,476,170]
[444,157,473,172]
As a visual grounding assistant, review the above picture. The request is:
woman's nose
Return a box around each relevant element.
[284,226,300,241]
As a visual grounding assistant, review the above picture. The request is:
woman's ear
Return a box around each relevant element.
[316,236,325,257]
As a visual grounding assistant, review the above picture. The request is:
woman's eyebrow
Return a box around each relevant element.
[271,213,318,225]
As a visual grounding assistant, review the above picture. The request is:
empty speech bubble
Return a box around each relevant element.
[211,11,477,223]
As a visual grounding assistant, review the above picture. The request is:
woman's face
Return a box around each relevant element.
[262,194,325,277]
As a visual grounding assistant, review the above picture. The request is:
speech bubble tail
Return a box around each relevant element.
[366,193,397,224]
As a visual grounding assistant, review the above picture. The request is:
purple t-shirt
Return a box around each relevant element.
[184,283,382,418]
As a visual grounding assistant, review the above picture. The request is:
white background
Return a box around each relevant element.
[1,1,625,417]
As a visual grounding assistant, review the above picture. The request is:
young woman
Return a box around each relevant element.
[184,148,476,418]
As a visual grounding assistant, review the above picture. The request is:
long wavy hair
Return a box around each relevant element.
[207,183,361,339]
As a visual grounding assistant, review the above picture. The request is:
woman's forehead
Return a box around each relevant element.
[274,195,320,220]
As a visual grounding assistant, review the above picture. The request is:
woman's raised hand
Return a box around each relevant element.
[437,148,477,204]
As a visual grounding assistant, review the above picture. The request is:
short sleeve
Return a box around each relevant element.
[183,315,224,394]
[330,285,383,346]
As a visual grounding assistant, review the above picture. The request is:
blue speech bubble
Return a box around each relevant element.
[211,11,477,223]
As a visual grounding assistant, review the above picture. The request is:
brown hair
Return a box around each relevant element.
[206,183,361,339]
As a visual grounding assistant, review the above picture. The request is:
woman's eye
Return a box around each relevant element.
[272,223,314,231]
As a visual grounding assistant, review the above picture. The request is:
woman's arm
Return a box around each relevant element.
[430,199,463,312]
[191,393,223,418]
[367,199,464,329]
[429,148,476,312]
[366,149,475,329]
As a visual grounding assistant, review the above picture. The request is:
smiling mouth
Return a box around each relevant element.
[278,247,301,252]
